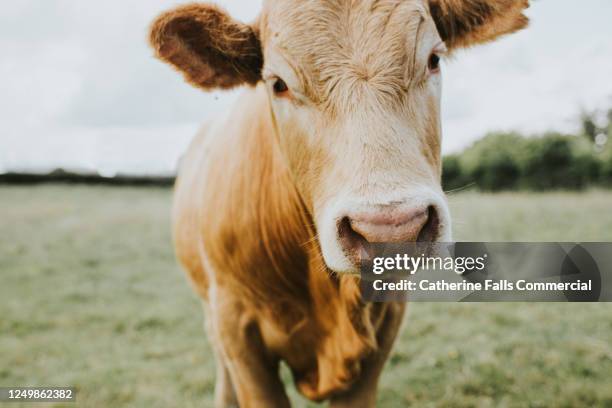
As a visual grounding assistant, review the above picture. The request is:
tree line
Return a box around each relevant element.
[442,107,612,191]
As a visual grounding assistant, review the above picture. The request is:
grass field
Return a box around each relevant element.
[1,185,612,407]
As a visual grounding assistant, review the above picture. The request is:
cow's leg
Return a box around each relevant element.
[204,303,239,407]
[329,303,406,408]
[208,288,291,408]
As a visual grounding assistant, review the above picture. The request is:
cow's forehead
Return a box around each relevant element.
[261,0,432,109]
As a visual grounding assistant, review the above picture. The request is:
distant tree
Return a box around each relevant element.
[521,133,600,190]
[600,139,612,186]
[602,156,612,186]
[581,112,598,143]
[460,132,524,191]
[606,108,612,143]
[442,154,468,191]
[581,108,610,149]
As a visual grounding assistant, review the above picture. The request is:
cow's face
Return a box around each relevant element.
[150,0,528,274]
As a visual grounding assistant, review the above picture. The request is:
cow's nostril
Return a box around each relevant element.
[417,206,440,242]
[338,216,372,262]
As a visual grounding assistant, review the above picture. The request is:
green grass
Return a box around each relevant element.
[1,185,611,407]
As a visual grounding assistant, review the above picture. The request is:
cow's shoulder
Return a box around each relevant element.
[172,122,215,298]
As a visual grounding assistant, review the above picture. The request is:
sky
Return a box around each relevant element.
[1,0,611,175]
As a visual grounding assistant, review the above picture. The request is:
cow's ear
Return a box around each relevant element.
[429,0,529,49]
[149,4,263,90]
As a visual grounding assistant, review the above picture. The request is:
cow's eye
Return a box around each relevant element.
[273,77,289,95]
[428,53,441,73]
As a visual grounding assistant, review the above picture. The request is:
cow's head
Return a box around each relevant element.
[150,0,528,274]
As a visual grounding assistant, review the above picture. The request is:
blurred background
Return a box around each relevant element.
[1,1,612,407]
[1,0,612,181]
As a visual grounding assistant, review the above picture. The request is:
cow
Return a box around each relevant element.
[149,1,528,406]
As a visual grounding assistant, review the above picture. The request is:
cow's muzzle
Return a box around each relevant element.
[337,204,440,262]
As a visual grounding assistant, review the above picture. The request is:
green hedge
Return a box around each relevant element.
[442,132,608,192]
